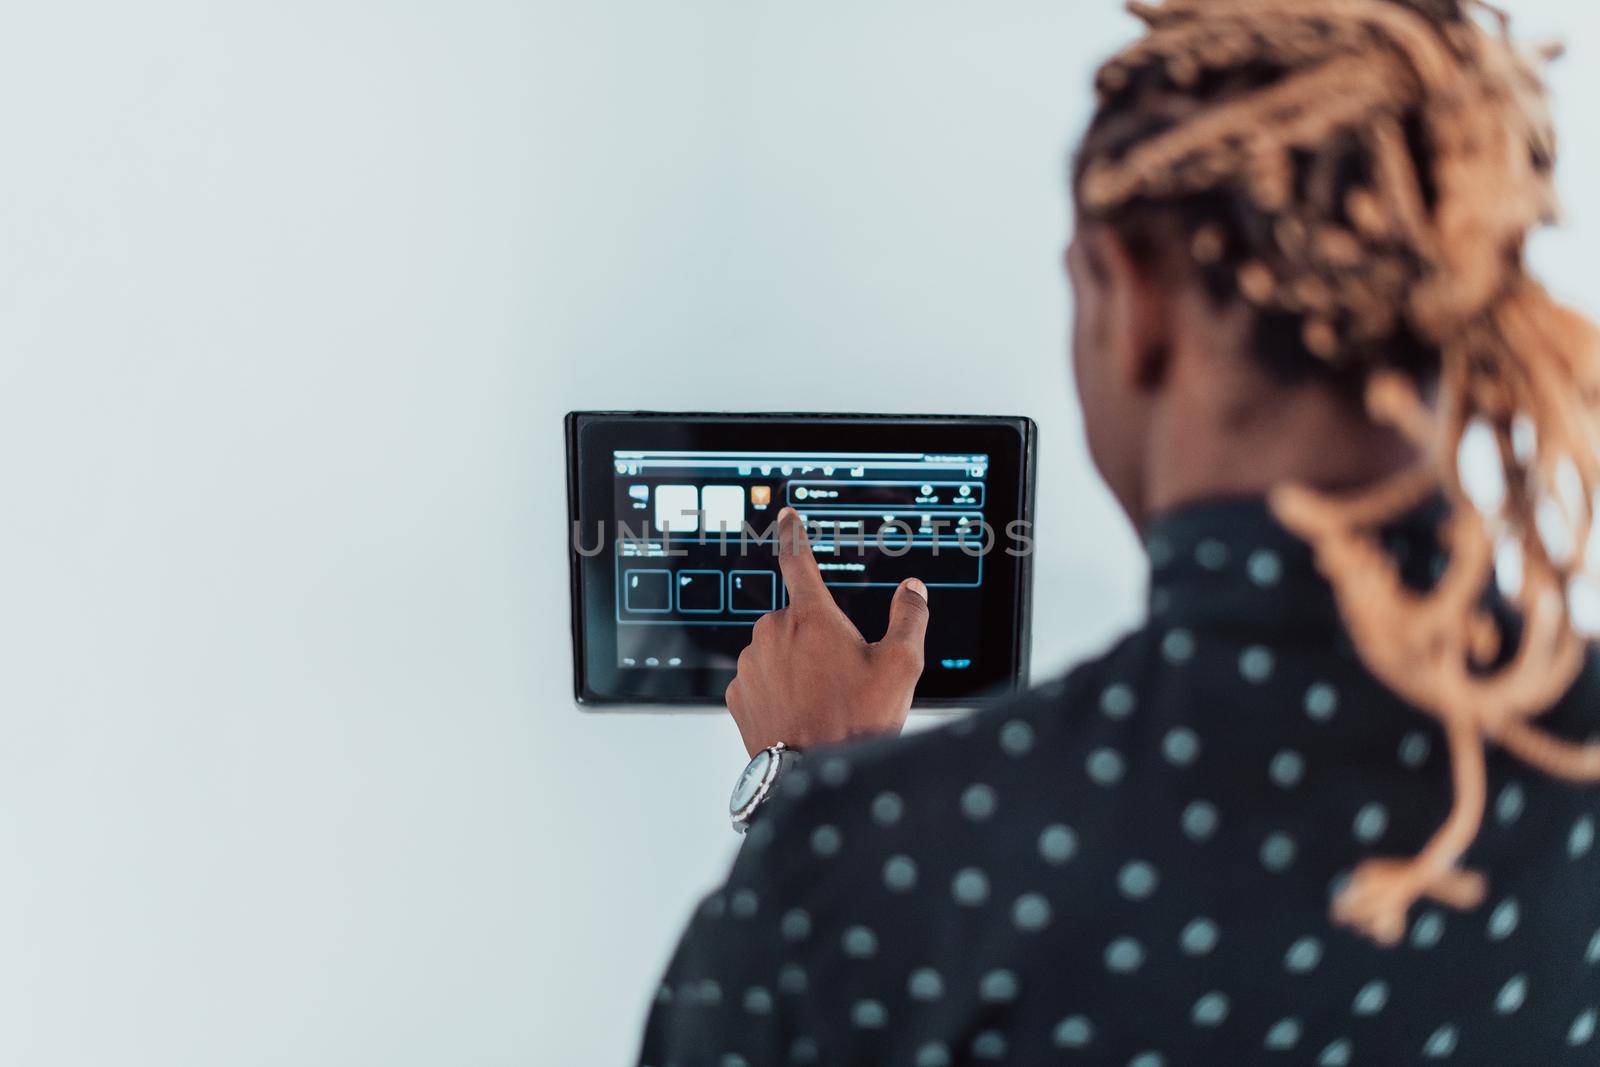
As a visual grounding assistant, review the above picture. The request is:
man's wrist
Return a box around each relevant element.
[728,742,803,834]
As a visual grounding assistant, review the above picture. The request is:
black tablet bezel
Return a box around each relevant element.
[566,412,1036,708]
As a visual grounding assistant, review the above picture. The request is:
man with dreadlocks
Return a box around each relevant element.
[638,1,1600,1063]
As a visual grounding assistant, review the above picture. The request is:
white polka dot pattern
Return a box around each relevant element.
[1497,974,1528,1015]
[1488,897,1520,942]
[979,969,1019,1003]
[1101,683,1137,720]
[1105,937,1145,973]
[1411,910,1446,950]
[1260,832,1297,871]
[1284,936,1322,973]
[1038,824,1077,865]
[1196,538,1229,570]
[841,925,876,958]
[1179,918,1219,956]
[908,967,943,1001]
[850,999,886,1029]
[1248,548,1283,587]
[1304,681,1339,720]
[1053,1015,1093,1048]
[819,758,850,788]
[1012,893,1052,932]
[1572,815,1595,859]
[882,855,917,893]
[1496,781,1526,826]
[809,825,841,856]
[1422,1023,1458,1058]
[960,783,997,822]
[1269,749,1305,789]
[1264,1017,1301,1050]
[1239,645,1274,683]
[777,964,806,995]
[1399,730,1432,769]
[1319,1038,1353,1066]
[1181,800,1219,842]
[779,909,810,943]
[1117,861,1159,900]
[1353,802,1388,844]
[870,791,904,827]
[1162,728,1200,767]
[999,720,1035,757]
[1352,980,1389,1016]
[1570,1008,1597,1046]
[1192,991,1230,1026]
[971,1030,1005,1059]
[1087,747,1126,786]
[952,867,989,907]
[1161,629,1195,663]
[639,503,1600,1067]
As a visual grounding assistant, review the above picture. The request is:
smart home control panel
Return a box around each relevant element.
[567,413,1035,706]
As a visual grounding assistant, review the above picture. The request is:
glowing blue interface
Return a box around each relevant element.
[610,450,989,671]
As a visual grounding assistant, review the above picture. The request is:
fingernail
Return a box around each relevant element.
[904,578,927,601]
[778,507,797,523]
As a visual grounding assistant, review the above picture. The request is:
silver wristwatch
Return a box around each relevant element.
[729,742,802,834]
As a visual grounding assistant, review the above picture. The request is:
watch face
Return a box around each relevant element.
[730,749,775,814]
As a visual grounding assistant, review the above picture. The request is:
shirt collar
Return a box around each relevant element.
[1139,494,1447,635]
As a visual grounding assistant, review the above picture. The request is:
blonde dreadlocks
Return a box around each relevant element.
[1075,0,1600,946]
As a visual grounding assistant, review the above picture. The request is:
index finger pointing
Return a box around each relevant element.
[776,507,830,606]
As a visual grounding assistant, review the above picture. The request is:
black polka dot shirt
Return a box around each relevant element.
[637,498,1600,1066]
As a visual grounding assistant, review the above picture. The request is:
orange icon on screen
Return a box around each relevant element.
[750,486,772,508]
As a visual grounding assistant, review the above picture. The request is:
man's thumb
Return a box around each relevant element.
[883,578,930,652]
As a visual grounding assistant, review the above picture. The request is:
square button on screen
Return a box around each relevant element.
[654,485,699,533]
[730,571,777,614]
[676,570,724,613]
[623,569,672,612]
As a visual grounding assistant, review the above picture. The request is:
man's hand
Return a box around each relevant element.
[725,507,930,757]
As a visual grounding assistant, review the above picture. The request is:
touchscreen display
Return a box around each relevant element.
[567,414,1035,706]
[611,448,990,670]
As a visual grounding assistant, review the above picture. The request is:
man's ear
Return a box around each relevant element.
[1083,225,1172,392]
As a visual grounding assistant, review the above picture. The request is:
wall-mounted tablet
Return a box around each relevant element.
[566,413,1036,707]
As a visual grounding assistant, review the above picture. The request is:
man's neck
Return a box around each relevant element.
[1141,380,1420,524]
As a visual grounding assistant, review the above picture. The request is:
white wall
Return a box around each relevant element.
[2,3,1596,1065]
